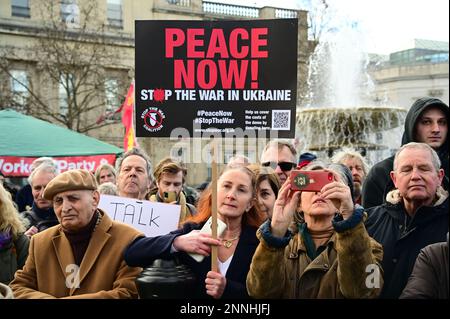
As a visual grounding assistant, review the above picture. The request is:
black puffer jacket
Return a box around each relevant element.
[365,188,449,299]
[362,97,449,208]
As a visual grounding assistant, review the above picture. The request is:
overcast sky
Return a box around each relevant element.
[211,0,449,55]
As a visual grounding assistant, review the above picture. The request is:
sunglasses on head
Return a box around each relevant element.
[262,161,296,171]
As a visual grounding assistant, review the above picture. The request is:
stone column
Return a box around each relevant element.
[259,7,276,19]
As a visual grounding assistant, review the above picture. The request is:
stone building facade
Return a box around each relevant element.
[0,0,314,185]
[369,39,449,109]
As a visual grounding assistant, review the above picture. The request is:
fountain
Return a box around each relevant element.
[296,5,407,162]
[297,106,406,156]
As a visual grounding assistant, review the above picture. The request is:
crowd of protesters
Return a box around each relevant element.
[0,97,448,299]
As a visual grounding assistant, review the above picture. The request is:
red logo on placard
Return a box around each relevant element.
[141,107,166,132]
[153,89,166,102]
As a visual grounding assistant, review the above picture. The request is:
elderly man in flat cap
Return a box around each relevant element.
[10,169,143,299]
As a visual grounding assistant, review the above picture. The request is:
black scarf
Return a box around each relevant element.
[31,202,57,221]
[64,211,99,266]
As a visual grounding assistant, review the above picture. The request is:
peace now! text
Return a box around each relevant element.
[165,27,269,89]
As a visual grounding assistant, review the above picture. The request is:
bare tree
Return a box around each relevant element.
[0,1,131,133]
[302,0,331,42]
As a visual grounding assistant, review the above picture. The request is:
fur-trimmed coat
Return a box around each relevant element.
[246,215,383,299]
[10,209,143,299]
[365,187,449,298]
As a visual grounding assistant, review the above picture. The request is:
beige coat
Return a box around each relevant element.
[10,209,143,299]
[246,215,384,299]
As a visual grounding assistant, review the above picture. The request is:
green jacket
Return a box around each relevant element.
[246,214,383,299]
[0,233,29,284]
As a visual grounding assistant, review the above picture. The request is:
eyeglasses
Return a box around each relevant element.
[262,161,296,171]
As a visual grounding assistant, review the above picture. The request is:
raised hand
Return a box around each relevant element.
[319,173,354,220]
[270,177,301,238]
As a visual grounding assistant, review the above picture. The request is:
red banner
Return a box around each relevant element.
[0,154,117,177]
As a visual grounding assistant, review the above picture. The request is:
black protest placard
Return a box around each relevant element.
[135,19,298,138]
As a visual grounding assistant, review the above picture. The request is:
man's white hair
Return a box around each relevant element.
[331,147,369,175]
[28,162,59,185]
[393,142,441,171]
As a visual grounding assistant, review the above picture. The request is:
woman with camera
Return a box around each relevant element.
[246,161,383,298]
[125,165,265,299]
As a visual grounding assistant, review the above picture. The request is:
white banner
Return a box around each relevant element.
[98,194,180,237]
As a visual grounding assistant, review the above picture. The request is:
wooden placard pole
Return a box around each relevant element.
[210,139,218,272]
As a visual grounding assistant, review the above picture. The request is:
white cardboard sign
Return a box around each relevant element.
[98,194,180,237]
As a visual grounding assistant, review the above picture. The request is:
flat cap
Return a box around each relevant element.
[43,169,98,200]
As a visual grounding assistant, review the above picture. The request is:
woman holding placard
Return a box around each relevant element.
[124,165,265,299]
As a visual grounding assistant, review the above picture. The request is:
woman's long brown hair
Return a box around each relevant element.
[184,166,265,228]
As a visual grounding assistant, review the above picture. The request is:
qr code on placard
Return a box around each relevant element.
[271,110,291,130]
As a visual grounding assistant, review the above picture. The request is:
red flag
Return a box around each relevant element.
[121,82,134,126]
[121,82,138,151]
[124,126,136,152]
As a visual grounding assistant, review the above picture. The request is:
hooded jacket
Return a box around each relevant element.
[362,97,449,209]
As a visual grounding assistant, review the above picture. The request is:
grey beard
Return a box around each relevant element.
[354,183,362,199]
